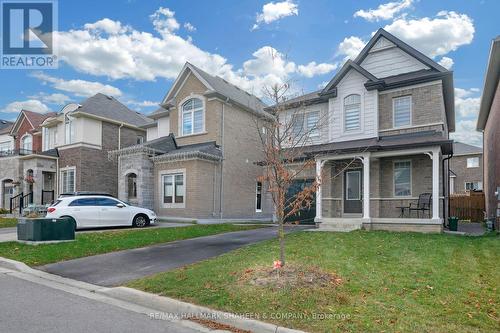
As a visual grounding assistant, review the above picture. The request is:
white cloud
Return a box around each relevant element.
[84,18,129,35]
[383,11,475,58]
[252,0,298,30]
[150,7,180,37]
[32,72,122,97]
[337,36,366,60]
[28,92,71,105]
[297,61,337,78]
[454,88,480,118]
[53,10,334,97]
[354,0,413,22]
[451,119,482,147]
[183,22,196,32]
[438,56,454,70]
[1,100,50,113]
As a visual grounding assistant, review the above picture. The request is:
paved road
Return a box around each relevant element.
[39,226,308,286]
[0,273,200,333]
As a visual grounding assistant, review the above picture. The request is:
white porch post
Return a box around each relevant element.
[361,154,370,220]
[315,159,324,222]
[431,147,441,220]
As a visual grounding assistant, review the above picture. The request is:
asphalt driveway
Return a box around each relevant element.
[38,225,309,286]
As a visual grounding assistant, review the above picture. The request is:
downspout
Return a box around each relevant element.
[218,99,228,219]
[118,123,124,198]
[442,152,453,228]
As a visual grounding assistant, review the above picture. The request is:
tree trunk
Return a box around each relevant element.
[278,217,286,266]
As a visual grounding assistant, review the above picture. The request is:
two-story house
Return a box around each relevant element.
[449,142,483,194]
[111,62,274,222]
[0,110,57,211]
[277,29,455,232]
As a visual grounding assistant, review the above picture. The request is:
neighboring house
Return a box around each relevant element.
[111,62,274,222]
[275,29,455,232]
[477,36,500,230]
[0,110,56,210]
[0,120,14,154]
[40,93,152,199]
[449,142,483,193]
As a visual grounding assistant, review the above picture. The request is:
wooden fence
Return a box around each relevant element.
[449,191,485,222]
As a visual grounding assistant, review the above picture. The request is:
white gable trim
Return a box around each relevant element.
[162,63,214,104]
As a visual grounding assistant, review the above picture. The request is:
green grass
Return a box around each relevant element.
[0,218,17,228]
[0,224,263,266]
[128,231,500,333]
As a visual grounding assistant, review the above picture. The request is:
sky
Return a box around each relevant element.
[1,0,498,146]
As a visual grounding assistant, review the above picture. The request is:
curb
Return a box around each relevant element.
[0,257,306,333]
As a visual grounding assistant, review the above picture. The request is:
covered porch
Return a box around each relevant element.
[314,146,445,233]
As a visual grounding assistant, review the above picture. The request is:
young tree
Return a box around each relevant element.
[255,82,329,267]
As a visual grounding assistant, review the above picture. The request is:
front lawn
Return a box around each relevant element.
[128,231,499,333]
[0,218,17,228]
[0,224,264,266]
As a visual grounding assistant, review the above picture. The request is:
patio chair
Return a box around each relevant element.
[408,193,432,218]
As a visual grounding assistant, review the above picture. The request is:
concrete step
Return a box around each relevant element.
[317,218,364,232]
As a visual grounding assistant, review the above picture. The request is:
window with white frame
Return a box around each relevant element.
[21,134,32,152]
[0,141,12,152]
[291,111,320,140]
[181,98,204,136]
[60,168,75,194]
[43,127,58,151]
[393,96,412,127]
[465,181,482,191]
[65,114,75,144]
[344,94,361,131]
[394,161,412,197]
[467,157,479,168]
[255,181,263,212]
[162,172,185,207]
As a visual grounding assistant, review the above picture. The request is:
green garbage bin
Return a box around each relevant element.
[448,216,459,231]
[17,217,75,242]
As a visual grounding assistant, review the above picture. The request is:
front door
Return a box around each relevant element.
[344,170,362,214]
[2,180,13,209]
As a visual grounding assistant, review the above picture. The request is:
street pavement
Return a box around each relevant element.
[0,273,202,333]
[40,225,309,286]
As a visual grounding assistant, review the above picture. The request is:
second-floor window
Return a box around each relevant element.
[43,127,58,151]
[0,141,12,152]
[21,134,32,152]
[291,111,320,140]
[181,98,204,136]
[65,114,75,144]
[344,94,361,131]
[467,157,479,168]
[393,96,412,128]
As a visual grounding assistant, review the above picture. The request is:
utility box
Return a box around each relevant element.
[17,218,75,242]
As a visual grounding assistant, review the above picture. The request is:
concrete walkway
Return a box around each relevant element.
[457,222,486,236]
[38,226,308,286]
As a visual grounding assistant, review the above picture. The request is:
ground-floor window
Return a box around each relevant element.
[255,181,262,212]
[162,170,185,208]
[60,168,75,194]
[394,160,411,197]
[465,181,482,191]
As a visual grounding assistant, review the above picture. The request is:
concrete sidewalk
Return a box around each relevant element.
[39,226,308,286]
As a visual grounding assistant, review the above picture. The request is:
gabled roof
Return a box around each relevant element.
[10,110,57,135]
[453,142,482,156]
[321,60,378,95]
[0,119,13,135]
[477,36,500,131]
[161,62,269,117]
[67,93,153,128]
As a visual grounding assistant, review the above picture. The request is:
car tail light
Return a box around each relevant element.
[47,207,56,213]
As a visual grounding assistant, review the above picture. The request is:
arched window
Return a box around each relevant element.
[344,94,361,131]
[127,173,137,199]
[181,98,204,136]
[21,134,32,153]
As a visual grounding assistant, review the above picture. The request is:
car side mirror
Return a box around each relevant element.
[116,203,125,208]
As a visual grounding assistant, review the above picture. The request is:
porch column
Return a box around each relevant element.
[314,159,325,222]
[361,154,370,220]
[431,147,441,220]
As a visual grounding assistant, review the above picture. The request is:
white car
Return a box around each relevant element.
[46,194,156,229]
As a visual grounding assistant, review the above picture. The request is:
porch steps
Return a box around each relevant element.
[317,218,364,232]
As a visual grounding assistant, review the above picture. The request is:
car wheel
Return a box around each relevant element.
[133,214,149,228]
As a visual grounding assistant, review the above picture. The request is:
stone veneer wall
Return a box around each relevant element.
[118,153,154,210]
[0,156,22,209]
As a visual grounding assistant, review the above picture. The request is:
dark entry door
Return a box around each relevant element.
[344,170,362,214]
[284,179,316,224]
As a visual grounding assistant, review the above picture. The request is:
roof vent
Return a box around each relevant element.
[1,120,6,124]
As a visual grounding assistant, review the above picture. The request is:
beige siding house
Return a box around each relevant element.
[275,29,455,233]
[111,63,274,222]
[449,142,483,194]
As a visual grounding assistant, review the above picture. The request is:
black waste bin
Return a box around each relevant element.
[17,217,75,241]
[448,216,459,231]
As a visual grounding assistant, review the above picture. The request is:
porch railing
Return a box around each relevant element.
[0,149,37,158]
[9,192,33,214]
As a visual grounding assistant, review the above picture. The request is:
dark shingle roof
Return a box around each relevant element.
[453,142,482,155]
[0,119,13,134]
[76,93,154,127]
